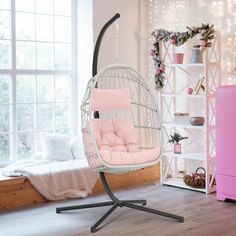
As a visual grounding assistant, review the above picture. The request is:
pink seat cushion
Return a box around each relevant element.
[90,119,160,166]
[93,119,139,153]
[100,147,160,165]
[92,87,131,111]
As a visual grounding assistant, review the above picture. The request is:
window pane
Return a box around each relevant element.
[54,16,71,42]
[55,43,71,70]
[0,0,74,163]
[17,75,35,103]
[17,104,35,131]
[0,105,9,132]
[16,41,36,69]
[36,0,53,14]
[37,75,53,102]
[55,75,70,101]
[55,103,69,129]
[0,75,10,103]
[36,14,53,42]
[37,43,54,69]
[0,10,11,39]
[16,12,35,40]
[17,132,35,159]
[16,0,35,12]
[55,127,69,135]
[0,133,9,161]
[0,0,10,10]
[37,104,53,131]
[0,40,11,69]
[54,0,71,16]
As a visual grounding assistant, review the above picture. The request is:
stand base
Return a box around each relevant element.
[56,172,184,233]
[56,199,184,233]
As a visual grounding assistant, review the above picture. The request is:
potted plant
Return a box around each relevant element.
[168,132,188,154]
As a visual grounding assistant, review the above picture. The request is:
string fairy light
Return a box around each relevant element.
[148,0,236,85]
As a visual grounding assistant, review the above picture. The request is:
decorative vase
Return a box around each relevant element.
[173,53,184,64]
[174,143,181,154]
[190,117,205,126]
[191,48,203,63]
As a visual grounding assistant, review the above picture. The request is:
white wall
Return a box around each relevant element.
[77,0,93,85]
[93,0,148,78]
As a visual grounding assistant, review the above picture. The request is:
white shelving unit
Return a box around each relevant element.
[160,32,221,194]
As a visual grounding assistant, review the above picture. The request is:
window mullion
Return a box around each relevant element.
[71,0,78,136]
[10,0,17,161]
[52,0,56,134]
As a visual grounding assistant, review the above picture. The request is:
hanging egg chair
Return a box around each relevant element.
[56,13,184,233]
[81,64,162,173]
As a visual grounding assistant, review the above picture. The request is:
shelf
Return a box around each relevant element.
[163,151,206,161]
[163,121,205,130]
[166,62,217,68]
[163,178,206,193]
[166,63,204,68]
[161,93,205,98]
[160,35,220,194]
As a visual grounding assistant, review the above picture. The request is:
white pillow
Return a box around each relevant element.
[41,134,73,161]
[70,136,85,160]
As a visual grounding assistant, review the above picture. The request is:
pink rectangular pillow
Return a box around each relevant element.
[92,87,131,111]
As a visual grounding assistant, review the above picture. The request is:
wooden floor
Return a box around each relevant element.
[1,183,236,236]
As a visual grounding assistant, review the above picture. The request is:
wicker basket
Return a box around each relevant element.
[183,167,206,188]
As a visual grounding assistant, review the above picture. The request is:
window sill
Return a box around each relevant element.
[0,168,23,181]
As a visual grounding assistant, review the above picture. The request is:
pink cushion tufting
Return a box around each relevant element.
[92,119,139,153]
[84,119,160,168]
[92,87,131,111]
[100,147,160,165]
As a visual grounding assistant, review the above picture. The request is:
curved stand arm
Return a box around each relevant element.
[92,13,120,77]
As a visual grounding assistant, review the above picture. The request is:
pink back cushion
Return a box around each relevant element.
[92,87,131,111]
[92,119,139,153]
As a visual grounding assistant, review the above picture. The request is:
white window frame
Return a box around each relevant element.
[0,0,78,166]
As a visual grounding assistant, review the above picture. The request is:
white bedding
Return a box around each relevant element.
[2,159,99,201]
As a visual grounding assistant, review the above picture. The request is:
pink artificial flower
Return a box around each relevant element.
[156,68,161,75]
[160,67,165,73]
[170,38,177,45]
[150,49,155,56]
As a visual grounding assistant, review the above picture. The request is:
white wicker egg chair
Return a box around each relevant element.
[56,13,184,233]
[81,64,162,173]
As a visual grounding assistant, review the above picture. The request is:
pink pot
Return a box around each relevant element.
[173,53,184,64]
[174,144,181,154]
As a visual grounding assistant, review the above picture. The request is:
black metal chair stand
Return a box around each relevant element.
[56,172,184,233]
[56,13,184,233]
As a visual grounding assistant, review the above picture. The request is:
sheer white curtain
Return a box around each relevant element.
[77,0,93,159]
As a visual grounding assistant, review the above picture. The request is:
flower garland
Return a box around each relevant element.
[151,23,215,90]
